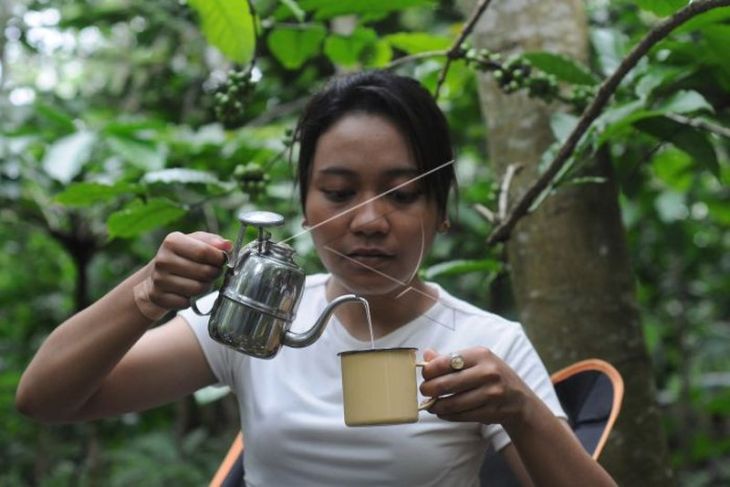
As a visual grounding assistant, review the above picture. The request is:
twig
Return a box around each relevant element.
[485,0,730,246]
[385,50,449,70]
[666,113,730,139]
[498,163,522,221]
[248,97,308,126]
[434,0,496,100]
[473,203,496,224]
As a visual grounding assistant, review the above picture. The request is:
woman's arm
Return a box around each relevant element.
[15,232,230,423]
[420,348,616,486]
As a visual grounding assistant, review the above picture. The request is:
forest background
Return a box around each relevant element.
[1,0,728,485]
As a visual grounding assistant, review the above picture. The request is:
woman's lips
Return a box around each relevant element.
[344,250,395,269]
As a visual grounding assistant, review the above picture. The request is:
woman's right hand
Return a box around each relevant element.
[134,231,232,320]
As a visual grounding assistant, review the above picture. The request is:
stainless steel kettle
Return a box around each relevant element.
[192,210,365,359]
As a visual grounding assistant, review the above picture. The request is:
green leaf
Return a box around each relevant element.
[634,67,684,98]
[143,168,232,189]
[107,135,166,171]
[706,199,730,226]
[635,0,686,17]
[188,0,256,64]
[594,100,651,143]
[384,32,451,54]
[523,52,599,86]
[279,0,305,22]
[34,103,76,133]
[267,24,326,69]
[550,112,579,143]
[42,130,96,184]
[424,259,501,279]
[590,28,627,77]
[363,39,394,67]
[299,0,433,20]
[107,198,186,238]
[636,116,720,178]
[103,119,168,137]
[658,90,714,114]
[651,148,693,192]
[675,8,730,34]
[54,182,140,207]
[324,27,377,67]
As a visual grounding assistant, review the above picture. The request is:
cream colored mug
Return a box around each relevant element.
[338,347,436,426]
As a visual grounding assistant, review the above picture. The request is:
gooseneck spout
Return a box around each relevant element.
[283,294,368,348]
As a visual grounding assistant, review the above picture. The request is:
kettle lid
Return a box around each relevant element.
[238,210,285,228]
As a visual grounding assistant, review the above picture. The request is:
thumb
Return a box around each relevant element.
[423,348,439,362]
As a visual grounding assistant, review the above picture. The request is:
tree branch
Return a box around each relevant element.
[485,0,730,246]
[434,0,496,100]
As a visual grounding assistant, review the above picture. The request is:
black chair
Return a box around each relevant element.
[209,359,624,487]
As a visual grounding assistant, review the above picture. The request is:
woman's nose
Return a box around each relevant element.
[349,198,390,235]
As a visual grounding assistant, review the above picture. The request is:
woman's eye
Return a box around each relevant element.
[389,190,422,204]
[322,189,354,203]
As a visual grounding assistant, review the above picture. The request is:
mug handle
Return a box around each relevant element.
[416,361,438,410]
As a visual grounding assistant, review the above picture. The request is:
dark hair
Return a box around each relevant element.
[294,70,456,218]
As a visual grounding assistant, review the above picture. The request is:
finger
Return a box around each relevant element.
[420,364,500,398]
[189,231,233,252]
[152,273,216,300]
[420,348,477,380]
[427,385,507,419]
[149,291,194,311]
[155,251,223,282]
[162,232,228,267]
[423,348,439,362]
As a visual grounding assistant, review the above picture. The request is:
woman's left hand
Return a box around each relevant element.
[419,347,537,428]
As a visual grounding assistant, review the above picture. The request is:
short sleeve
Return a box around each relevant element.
[481,325,567,451]
[178,292,239,390]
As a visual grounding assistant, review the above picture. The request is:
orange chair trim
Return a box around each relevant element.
[550,358,624,460]
[209,432,244,487]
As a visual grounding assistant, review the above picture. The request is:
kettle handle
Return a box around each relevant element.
[190,250,235,316]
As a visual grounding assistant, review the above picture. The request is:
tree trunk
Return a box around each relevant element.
[461,0,674,484]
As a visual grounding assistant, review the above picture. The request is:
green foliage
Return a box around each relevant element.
[522,51,599,86]
[2,0,729,484]
[267,24,327,69]
[636,0,688,17]
[107,198,187,239]
[187,0,256,63]
[385,32,452,53]
[298,0,434,21]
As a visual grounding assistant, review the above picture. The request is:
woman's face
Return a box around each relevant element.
[304,113,441,297]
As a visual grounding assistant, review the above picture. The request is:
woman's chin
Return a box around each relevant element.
[330,270,411,298]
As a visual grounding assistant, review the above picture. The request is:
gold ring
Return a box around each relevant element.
[449,352,465,371]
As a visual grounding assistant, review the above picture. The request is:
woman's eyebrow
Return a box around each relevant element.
[316,166,419,177]
[385,168,419,179]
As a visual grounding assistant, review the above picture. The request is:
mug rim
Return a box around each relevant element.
[337,347,417,357]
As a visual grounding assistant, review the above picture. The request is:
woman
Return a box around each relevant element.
[16,71,616,486]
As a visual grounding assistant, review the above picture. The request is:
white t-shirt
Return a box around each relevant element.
[181,274,565,487]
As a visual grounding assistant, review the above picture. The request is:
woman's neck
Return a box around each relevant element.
[325,278,438,341]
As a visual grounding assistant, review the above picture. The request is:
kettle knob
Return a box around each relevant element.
[238,210,285,228]
[231,210,286,259]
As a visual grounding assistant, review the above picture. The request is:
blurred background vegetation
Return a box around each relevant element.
[1,0,728,485]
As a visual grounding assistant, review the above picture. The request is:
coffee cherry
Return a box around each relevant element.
[214,67,254,128]
[233,162,269,200]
